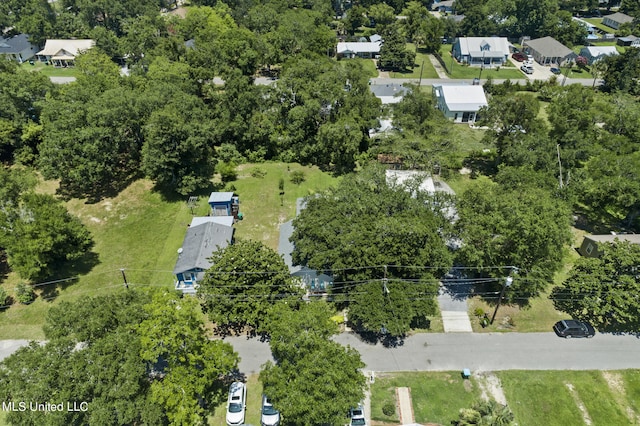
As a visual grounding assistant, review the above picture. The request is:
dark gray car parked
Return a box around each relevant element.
[553,320,595,338]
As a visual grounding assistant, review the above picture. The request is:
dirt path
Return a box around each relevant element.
[565,383,593,425]
[602,371,640,424]
[475,371,507,405]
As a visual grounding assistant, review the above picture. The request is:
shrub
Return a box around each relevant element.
[474,307,485,317]
[15,282,35,305]
[382,402,396,416]
[250,167,267,178]
[0,287,7,307]
[217,161,237,183]
[290,170,306,184]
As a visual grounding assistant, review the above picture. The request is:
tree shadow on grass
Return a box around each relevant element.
[37,251,100,302]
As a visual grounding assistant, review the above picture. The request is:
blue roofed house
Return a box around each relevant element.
[174,218,234,294]
[0,34,38,63]
[452,37,510,67]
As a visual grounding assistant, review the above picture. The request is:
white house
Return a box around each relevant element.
[433,84,488,124]
[0,34,38,63]
[451,37,510,67]
[579,46,619,64]
[336,40,381,59]
[36,39,95,66]
[602,12,634,30]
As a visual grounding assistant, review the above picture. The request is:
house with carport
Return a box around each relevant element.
[523,36,575,66]
[451,37,510,67]
[433,84,487,124]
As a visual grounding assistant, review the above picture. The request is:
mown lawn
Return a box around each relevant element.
[0,164,338,339]
[19,60,80,77]
[208,374,263,426]
[389,44,439,79]
[438,45,524,80]
[229,163,340,250]
[370,371,481,424]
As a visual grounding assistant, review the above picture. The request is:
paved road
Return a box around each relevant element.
[3,332,639,373]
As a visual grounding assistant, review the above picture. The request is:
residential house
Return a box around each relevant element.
[602,12,634,30]
[336,40,381,59]
[208,191,239,218]
[278,199,333,295]
[451,37,510,67]
[433,84,487,124]
[174,219,234,294]
[523,36,576,66]
[0,34,37,63]
[578,234,640,258]
[431,0,455,13]
[617,35,640,47]
[36,39,95,66]
[579,46,619,64]
[369,83,409,104]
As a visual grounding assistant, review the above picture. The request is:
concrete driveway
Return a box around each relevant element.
[519,60,558,81]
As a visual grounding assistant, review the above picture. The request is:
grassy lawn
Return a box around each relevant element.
[338,57,378,78]
[208,374,263,426]
[583,18,614,34]
[499,370,633,426]
[438,45,524,80]
[0,164,338,339]
[19,60,80,78]
[389,44,439,79]
[229,163,340,250]
[371,371,481,424]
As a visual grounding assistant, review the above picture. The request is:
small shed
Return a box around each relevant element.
[208,192,239,217]
[578,234,640,258]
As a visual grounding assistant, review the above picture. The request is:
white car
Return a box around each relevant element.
[520,65,534,75]
[261,395,281,426]
[226,382,246,425]
[349,404,366,426]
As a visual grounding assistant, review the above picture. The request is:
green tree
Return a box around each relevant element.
[455,179,572,298]
[378,22,416,71]
[0,193,93,281]
[138,291,240,425]
[551,240,640,332]
[260,302,365,425]
[367,3,396,31]
[601,47,640,95]
[198,240,304,334]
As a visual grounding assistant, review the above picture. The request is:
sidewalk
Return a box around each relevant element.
[396,387,414,424]
[428,54,449,79]
[437,281,473,332]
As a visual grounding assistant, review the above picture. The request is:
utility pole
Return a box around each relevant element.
[490,272,514,325]
[120,268,129,290]
[557,144,564,189]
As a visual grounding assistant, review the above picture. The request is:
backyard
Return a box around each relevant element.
[19,60,80,77]
[389,44,440,79]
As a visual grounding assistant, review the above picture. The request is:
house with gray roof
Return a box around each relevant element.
[0,34,37,63]
[617,35,640,47]
[602,12,634,30]
[578,234,640,258]
[579,46,619,64]
[174,221,234,294]
[452,37,510,67]
[523,36,576,66]
[369,83,409,104]
[336,41,381,59]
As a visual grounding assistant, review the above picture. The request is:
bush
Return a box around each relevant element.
[290,170,306,184]
[250,167,267,178]
[382,402,396,416]
[0,287,7,307]
[474,307,485,317]
[15,282,35,305]
[217,161,237,183]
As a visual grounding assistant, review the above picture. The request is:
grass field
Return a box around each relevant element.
[439,45,524,80]
[389,44,439,79]
[371,370,640,426]
[0,164,338,340]
[19,60,80,77]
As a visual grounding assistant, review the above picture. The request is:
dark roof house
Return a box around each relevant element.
[0,34,37,63]
[602,12,634,30]
[524,36,576,65]
[578,234,640,258]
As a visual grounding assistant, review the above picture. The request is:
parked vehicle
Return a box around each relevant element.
[226,382,246,425]
[349,404,366,426]
[520,65,534,74]
[261,395,281,426]
[550,67,561,75]
[553,320,595,338]
[512,52,526,62]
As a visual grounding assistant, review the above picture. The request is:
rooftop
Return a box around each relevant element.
[208,191,234,203]
[173,222,234,274]
[434,84,488,111]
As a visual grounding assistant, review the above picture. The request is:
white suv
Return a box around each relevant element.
[226,382,246,425]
